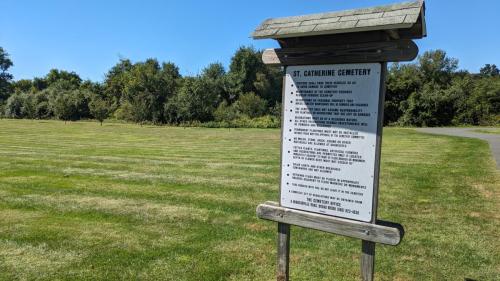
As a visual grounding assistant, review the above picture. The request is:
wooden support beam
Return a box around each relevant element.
[361,241,376,281]
[257,202,403,246]
[277,30,389,48]
[262,40,418,66]
[360,62,387,281]
[277,223,290,281]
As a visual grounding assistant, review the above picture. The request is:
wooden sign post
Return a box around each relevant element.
[252,1,426,280]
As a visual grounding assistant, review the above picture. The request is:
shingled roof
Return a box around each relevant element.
[252,0,426,40]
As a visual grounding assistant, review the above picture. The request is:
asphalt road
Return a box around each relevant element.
[416,127,500,169]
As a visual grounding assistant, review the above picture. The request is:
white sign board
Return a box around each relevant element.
[280,63,382,222]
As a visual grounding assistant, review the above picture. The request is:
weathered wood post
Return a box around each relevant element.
[252,1,426,280]
[361,61,387,281]
[277,222,290,281]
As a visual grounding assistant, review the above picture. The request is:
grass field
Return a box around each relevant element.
[0,119,499,281]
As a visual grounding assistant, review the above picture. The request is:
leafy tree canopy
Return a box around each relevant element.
[0,47,14,102]
[1,46,497,127]
[480,64,500,77]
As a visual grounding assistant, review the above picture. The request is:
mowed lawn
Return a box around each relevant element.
[0,120,498,281]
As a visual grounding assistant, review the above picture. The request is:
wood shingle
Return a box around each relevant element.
[252,0,426,40]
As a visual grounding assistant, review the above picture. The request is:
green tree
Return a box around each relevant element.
[123,59,181,124]
[32,90,52,119]
[113,101,135,122]
[169,76,220,123]
[468,76,500,125]
[73,89,91,119]
[202,62,226,80]
[81,80,103,96]
[4,92,24,118]
[0,47,14,103]
[44,81,91,120]
[104,58,133,110]
[45,69,82,89]
[253,66,282,105]
[227,46,264,98]
[400,83,456,127]
[480,64,500,77]
[32,77,48,91]
[446,76,476,125]
[389,50,464,126]
[53,92,78,123]
[89,97,110,125]
[29,69,82,92]
[21,93,37,119]
[233,92,267,118]
[418,50,458,86]
[12,79,34,93]
[201,62,227,103]
[385,63,422,124]
[226,46,282,105]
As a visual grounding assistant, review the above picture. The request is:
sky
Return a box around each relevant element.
[1,0,499,82]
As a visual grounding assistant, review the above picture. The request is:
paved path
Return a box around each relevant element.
[416,127,500,169]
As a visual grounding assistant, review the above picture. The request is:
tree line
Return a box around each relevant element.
[0,46,498,127]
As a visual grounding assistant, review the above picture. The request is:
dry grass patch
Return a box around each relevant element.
[4,194,210,222]
[0,240,85,280]
[0,208,42,224]
[243,222,270,232]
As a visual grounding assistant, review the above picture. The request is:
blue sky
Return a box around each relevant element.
[1,0,499,82]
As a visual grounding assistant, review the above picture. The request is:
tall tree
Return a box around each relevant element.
[202,62,225,80]
[29,69,82,92]
[480,64,500,77]
[45,69,82,88]
[418,50,458,86]
[89,97,110,126]
[53,92,78,123]
[104,58,133,109]
[168,76,220,123]
[32,90,52,119]
[123,59,181,123]
[4,92,24,118]
[12,79,34,93]
[0,47,14,102]
[201,63,226,104]
[385,63,422,124]
[227,47,264,96]
[227,46,282,105]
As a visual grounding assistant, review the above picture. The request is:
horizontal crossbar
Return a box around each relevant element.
[256,202,403,246]
[262,39,418,66]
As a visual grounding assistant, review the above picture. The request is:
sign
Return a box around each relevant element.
[280,63,382,222]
